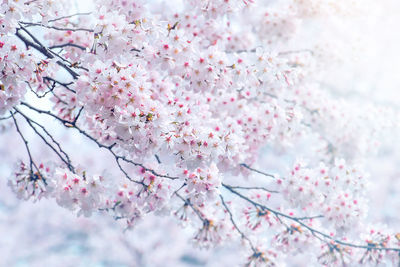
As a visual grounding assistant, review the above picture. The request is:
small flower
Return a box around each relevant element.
[193,219,222,248]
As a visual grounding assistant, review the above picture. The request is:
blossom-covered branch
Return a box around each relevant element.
[2,0,400,266]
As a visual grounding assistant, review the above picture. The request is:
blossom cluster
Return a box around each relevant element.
[278,159,368,232]
[2,0,400,266]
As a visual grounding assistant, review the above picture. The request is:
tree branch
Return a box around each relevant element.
[220,194,257,253]
[222,183,400,252]
[20,102,179,181]
[14,108,75,172]
[240,163,275,178]
[10,112,39,173]
[20,21,94,32]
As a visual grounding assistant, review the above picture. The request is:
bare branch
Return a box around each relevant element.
[175,192,205,223]
[49,43,87,50]
[223,184,279,193]
[43,77,76,93]
[20,21,94,32]
[220,195,257,253]
[240,163,275,178]
[14,108,75,172]
[10,112,39,172]
[47,12,92,23]
[0,111,16,121]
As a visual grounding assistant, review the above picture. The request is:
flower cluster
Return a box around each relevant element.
[0,36,36,114]
[183,163,221,205]
[52,168,106,217]
[2,0,400,265]
[278,159,368,232]
[8,161,53,201]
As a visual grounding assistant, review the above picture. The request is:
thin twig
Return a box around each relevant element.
[14,108,75,172]
[49,43,87,50]
[175,192,205,222]
[10,112,39,172]
[223,184,279,193]
[0,111,16,121]
[220,195,257,253]
[43,77,76,93]
[20,21,94,32]
[240,163,275,178]
[47,12,92,23]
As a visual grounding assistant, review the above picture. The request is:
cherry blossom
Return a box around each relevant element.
[1,0,400,266]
